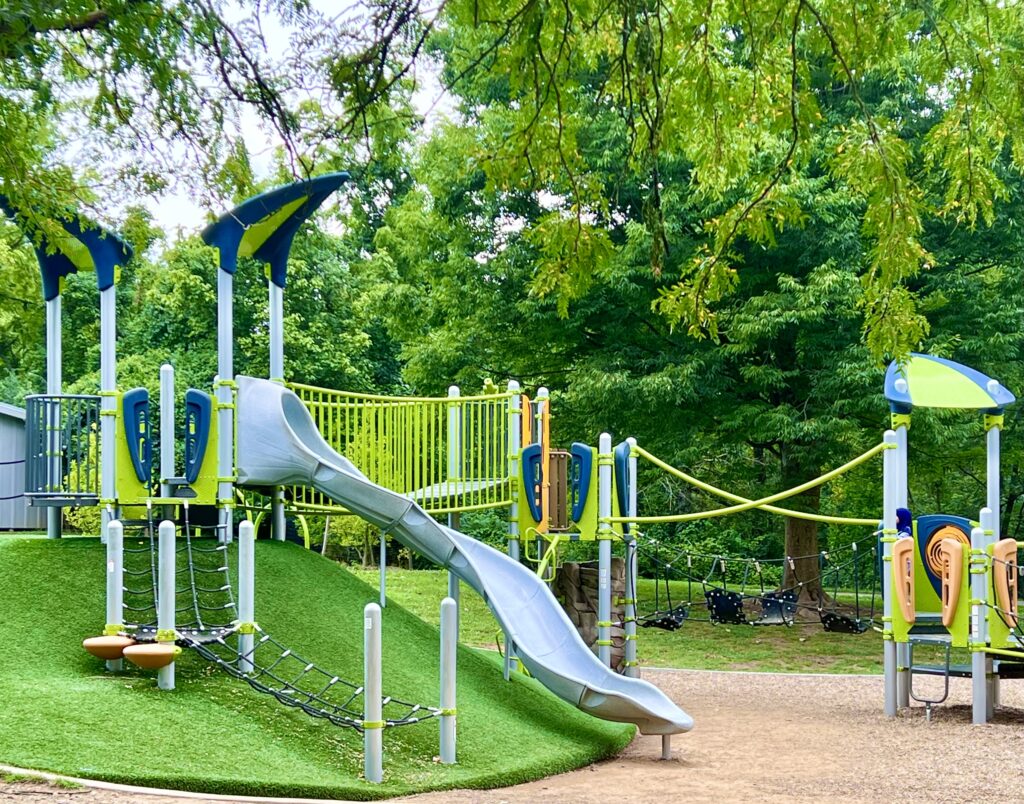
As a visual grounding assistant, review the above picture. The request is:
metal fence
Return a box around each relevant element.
[24,394,102,503]
[286,383,514,514]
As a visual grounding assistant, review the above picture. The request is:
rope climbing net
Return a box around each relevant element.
[120,507,440,732]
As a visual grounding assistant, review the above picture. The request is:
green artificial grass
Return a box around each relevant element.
[0,538,633,799]
[351,567,887,674]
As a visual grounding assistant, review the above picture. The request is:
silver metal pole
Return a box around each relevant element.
[447,513,461,633]
[269,282,284,382]
[446,386,461,618]
[986,417,1001,710]
[363,602,383,783]
[271,487,286,542]
[882,429,897,717]
[894,420,910,709]
[439,596,457,764]
[238,520,255,674]
[534,388,548,448]
[216,269,234,545]
[597,432,613,666]
[105,520,124,672]
[100,286,116,534]
[158,519,176,691]
[625,437,639,678]
[661,735,672,761]
[269,269,287,543]
[45,296,62,539]
[505,380,521,681]
[379,532,386,608]
[972,510,992,724]
[160,364,175,499]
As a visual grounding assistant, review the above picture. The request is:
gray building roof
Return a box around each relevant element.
[0,402,26,421]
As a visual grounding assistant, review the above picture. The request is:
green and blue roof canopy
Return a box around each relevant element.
[885,353,1016,414]
[0,196,133,301]
[200,172,349,288]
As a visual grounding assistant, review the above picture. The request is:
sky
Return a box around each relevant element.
[143,2,451,242]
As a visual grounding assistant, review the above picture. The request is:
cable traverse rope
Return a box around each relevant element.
[119,509,438,731]
[622,444,886,526]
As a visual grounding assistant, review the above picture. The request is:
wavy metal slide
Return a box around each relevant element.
[235,376,693,735]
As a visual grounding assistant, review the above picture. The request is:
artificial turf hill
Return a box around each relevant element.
[0,537,632,799]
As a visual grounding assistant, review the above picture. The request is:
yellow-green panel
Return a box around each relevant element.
[190,400,219,505]
[905,357,994,409]
[238,196,308,258]
[54,232,96,271]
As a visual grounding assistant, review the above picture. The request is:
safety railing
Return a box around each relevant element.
[287,383,514,514]
[24,394,102,504]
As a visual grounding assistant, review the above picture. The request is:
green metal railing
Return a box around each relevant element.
[286,383,514,515]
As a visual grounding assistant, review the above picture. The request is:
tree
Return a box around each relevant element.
[359,47,1024,602]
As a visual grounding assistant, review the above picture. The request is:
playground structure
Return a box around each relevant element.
[3,175,691,786]
[5,171,1024,796]
[880,354,1021,723]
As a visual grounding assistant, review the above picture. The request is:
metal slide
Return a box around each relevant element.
[235,377,693,735]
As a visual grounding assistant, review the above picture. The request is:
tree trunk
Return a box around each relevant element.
[781,485,827,611]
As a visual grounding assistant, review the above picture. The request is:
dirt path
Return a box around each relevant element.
[5,669,1024,803]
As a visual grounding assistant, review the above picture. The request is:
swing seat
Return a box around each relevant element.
[753,590,798,626]
[640,605,689,631]
[819,610,870,634]
[706,588,746,625]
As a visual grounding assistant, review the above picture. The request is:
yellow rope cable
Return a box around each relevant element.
[608,443,887,526]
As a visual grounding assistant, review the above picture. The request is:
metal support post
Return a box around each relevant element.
[160,364,175,524]
[45,296,62,539]
[439,596,457,764]
[894,418,910,709]
[972,509,993,724]
[625,437,639,678]
[986,417,1002,712]
[505,380,521,680]
[105,520,124,672]
[216,267,235,545]
[597,432,613,667]
[99,286,116,545]
[446,386,462,617]
[157,519,176,691]
[238,520,255,674]
[882,429,898,717]
[363,602,383,783]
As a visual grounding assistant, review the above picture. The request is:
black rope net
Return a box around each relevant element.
[631,534,880,634]
[119,508,438,732]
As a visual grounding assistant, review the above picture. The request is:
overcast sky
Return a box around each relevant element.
[144,2,451,241]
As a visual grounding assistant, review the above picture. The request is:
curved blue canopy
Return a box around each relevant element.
[201,172,349,288]
[0,196,133,301]
[884,353,1016,413]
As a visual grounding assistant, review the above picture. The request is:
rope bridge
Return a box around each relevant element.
[120,511,439,732]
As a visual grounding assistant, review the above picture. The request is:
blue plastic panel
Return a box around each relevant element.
[184,390,214,485]
[613,441,631,532]
[569,443,593,522]
[121,388,152,484]
[521,443,543,524]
